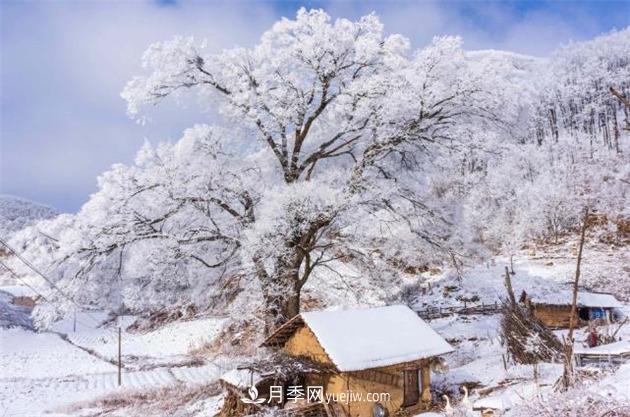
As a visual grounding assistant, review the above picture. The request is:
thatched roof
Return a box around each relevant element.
[262,315,305,348]
[501,302,563,364]
[220,351,337,390]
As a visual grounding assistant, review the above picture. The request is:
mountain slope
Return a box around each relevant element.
[0,194,59,240]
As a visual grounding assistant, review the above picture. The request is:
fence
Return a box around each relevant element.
[415,301,501,320]
[574,351,630,367]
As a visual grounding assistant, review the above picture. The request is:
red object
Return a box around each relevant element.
[587,329,598,348]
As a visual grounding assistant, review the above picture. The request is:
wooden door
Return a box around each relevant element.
[402,369,419,407]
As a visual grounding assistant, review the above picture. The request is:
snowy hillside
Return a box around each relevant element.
[0,194,59,240]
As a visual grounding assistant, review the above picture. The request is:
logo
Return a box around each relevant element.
[241,385,266,404]
[239,384,389,405]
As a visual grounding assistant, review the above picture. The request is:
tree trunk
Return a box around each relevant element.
[261,268,302,335]
[284,291,301,322]
[257,214,333,335]
[612,108,621,153]
[504,266,516,306]
[549,107,559,142]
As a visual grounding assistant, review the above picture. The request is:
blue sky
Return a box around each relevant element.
[1,0,628,213]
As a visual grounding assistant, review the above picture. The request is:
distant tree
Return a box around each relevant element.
[610,86,630,131]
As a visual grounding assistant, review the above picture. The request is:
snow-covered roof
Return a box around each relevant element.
[0,285,39,298]
[526,290,622,308]
[291,305,453,372]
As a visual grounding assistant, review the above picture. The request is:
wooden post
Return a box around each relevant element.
[420,366,431,403]
[73,310,77,333]
[563,206,589,390]
[118,326,122,386]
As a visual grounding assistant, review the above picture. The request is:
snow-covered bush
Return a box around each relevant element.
[506,387,630,417]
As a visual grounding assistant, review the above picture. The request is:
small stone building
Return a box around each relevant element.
[519,290,622,328]
[261,305,453,417]
[12,295,38,308]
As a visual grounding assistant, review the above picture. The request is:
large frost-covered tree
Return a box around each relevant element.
[115,9,509,331]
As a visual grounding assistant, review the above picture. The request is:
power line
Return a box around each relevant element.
[0,260,97,330]
[0,236,75,305]
[0,236,134,369]
[0,260,44,300]
[0,237,108,328]
[1,246,125,378]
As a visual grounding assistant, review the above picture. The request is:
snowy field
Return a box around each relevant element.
[412,242,630,310]
[51,313,226,369]
[0,305,229,417]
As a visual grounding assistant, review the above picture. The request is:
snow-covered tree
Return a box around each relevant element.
[120,9,513,331]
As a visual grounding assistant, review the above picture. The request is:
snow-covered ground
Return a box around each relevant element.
[50,313,225,369]
[415,243,630,415]
[0,303,229,417]
[0,328,116,379]
[412,242,630,310]
[1,243,629,417]
[431,314,564,412]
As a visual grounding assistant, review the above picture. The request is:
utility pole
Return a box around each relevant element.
[118,325,122,386]
[117,301,123,387]
[117,249,125,387]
